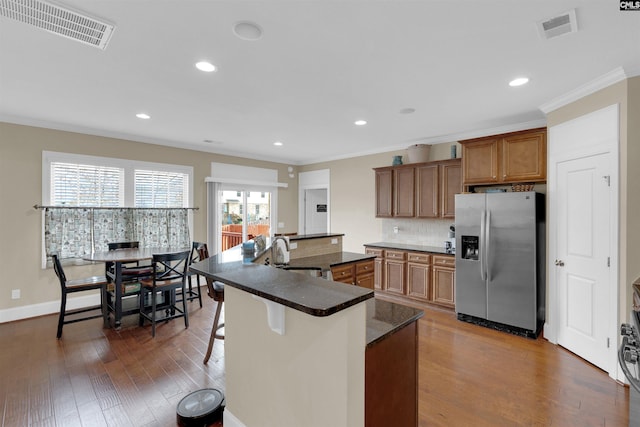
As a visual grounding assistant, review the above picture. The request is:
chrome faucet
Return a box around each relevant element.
[271,236,290,266]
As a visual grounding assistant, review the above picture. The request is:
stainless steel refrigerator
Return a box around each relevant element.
[454,191,545,337]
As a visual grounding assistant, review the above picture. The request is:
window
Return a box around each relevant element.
[44,151,193,208]
[50,161,124,207]
[42,152,194,264]
[135,169,189,208]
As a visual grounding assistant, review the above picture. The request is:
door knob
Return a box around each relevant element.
[555,259,565,266]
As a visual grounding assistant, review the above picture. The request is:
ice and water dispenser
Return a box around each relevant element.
[461,236,479,260]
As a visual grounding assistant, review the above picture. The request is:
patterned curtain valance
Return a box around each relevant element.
[43,207,191,261]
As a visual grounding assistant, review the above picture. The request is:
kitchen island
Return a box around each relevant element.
[190,242,423,427]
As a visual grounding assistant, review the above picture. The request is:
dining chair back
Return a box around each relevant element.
[107,241,153,278]
[198,245,225,364]
[138,250,190,337]
[51,253,108,339]
[184,241,207,308]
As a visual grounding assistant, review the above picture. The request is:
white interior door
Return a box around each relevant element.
[556,153,611,371]
[304,189,328,234]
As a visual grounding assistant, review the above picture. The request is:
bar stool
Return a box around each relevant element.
[197,246,225,364]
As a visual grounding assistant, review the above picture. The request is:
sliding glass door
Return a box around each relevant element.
[218,189,272,252]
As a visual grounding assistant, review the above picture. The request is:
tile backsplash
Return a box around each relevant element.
[381,218,453,247]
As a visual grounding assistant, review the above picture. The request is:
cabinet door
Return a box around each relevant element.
[440,160,461,218]
[384,259,406,295]
[407,262,430,301]
[432,266,455,307]
[331,264,354,285]
[356,273,375,289]
[365,248,385,290]
[461,138,500,185]
[415,164,439,218]
[431,255,455,308]
[502,130,546,182]
[393,167,415,217]
[375,169,393,218]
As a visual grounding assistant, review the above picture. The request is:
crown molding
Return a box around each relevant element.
[539,67,628,114]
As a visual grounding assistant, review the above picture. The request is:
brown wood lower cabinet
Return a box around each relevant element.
[365,320,418,427]
[431,255,455,308]
[366,246,455,308]
[330,259,375,289]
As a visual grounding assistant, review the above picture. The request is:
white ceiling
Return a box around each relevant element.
[1,1,639,165]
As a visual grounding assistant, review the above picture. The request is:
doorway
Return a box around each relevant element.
[298,169,330,236]
[547,104,619,378]
[304,189,328,235]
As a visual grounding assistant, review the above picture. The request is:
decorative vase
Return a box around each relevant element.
[392,155,403,166]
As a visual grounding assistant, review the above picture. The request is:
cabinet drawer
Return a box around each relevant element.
[407,252,430,264]
[432,255,455,268]
[331,264,354,281]
[365,248,384,258]
[385,250,406,260]
[356,260,375,275]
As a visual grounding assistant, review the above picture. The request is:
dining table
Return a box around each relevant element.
[83,246,190,329]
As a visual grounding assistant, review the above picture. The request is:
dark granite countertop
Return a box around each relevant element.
[190,244,423,344]
[364,241,455,256]
[289,233,345,241]
[366,298,424,347]
[190,250,374,317]
[286,251,375,272]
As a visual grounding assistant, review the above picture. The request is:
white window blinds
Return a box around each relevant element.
[51,162,123,207]
[135,169,189,208]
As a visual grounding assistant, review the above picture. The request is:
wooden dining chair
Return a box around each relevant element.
[198,245,225,364]
[51,254,108,339]
[138,250,190,337]
[107,241,153,279]
[183,241,207,308]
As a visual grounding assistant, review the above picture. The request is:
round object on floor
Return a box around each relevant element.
[176,388,225,427]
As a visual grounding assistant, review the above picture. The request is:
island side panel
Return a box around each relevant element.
[224,286,366,427]
[365,320,419,427]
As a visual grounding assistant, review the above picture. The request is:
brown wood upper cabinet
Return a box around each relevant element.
[374,158,461,219]
[460,128,546,186]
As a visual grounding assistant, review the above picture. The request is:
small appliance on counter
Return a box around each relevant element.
[445,224,455,254]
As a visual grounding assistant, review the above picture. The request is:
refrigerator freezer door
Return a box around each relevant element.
[486,192,537,330]
[455,194,487,319]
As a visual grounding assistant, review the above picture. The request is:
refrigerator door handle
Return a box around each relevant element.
[480,210,487,281]
[486,210,491,281]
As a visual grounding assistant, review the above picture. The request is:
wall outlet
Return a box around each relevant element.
[289,242,298,250]
[331,238,338,244]
[393,226,399,234]
[11,289,20,300]
[278,222,285,229]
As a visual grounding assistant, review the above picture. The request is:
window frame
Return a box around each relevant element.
[43,151,194,208]
[42,151,194,267]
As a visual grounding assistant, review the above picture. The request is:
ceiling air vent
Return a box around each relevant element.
[537,9,577,40]
[0,0,115,49]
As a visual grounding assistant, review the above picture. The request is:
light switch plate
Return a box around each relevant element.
[289,242,297,250]
[331,238,338,244]
[11,289,20,299]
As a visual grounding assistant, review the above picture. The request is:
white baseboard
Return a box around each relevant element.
[0,294,101,324]
[223,409,247,427]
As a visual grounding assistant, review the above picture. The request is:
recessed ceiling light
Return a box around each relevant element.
[354,120,367,126]
[196,61,217,72]
[509,77,529,87]
[136,113,150,119]
[233,21,263,40]
[399,108,416,115]
[274,141,283,146]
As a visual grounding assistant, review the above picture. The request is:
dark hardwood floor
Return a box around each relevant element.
[0,293,628,426]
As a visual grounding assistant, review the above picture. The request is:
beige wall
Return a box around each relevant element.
[546,76,640,325]
[0,122,298,313]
